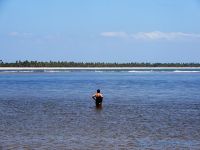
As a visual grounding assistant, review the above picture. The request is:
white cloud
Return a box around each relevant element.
[101,31,200,41]
[8,32,33,38]
[131,31,200,40]
[22,32,33,38]
[8,32,63,41]
[100,32,128,38]
[9,32,19,36]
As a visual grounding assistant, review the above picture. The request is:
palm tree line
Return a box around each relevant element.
[0,60,200,67]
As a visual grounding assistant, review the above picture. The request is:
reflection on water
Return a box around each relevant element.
[0,72,200,149]
[96,104,103,110]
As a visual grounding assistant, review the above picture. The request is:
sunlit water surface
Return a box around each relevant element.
[0,70,200,149]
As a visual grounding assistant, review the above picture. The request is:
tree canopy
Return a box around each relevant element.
[0,60,199,67]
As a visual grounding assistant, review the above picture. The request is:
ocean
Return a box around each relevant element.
[0,68,200,149]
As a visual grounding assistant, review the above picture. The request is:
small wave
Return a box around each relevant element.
[94,71,103,72]
[18,70,34,73]
[128,70,153,73]
[0,70,19,73]
[173,70,200,73]
[0,70,35,73]
[44,70,70,73]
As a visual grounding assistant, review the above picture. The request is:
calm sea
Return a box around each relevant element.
[0,69,200,149]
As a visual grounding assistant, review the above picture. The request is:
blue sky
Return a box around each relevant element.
[0,0,200,63]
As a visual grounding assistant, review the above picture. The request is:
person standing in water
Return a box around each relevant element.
[92,89,103,107]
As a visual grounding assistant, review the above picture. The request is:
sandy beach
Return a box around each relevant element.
[0,67,200,70]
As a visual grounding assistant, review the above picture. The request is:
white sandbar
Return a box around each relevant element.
[0,67,200,70]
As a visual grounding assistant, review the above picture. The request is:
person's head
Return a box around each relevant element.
[97,89,100,93]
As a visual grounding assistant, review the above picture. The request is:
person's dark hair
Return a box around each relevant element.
[97,89,100,93]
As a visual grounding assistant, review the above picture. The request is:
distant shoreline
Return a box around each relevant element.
[1,67,200,70]
[1,61,200,68]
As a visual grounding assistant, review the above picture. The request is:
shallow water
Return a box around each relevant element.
[0,71,200,149]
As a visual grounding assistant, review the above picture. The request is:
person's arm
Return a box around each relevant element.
[100,94,103,99]
[92,94,96,100]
